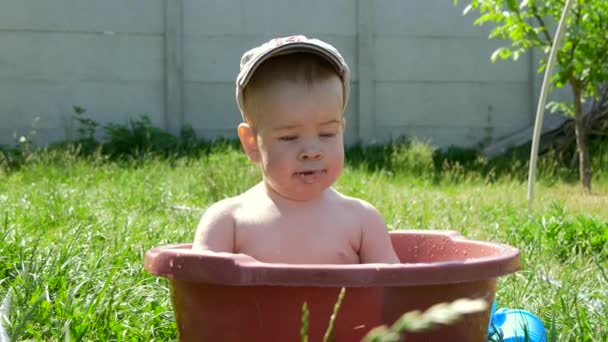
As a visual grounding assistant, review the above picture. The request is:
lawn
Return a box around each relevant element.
[1,144,606,341]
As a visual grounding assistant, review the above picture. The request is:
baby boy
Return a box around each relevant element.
[193,35,399,264]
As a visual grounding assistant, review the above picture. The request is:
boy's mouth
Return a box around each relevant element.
[296,170,326,176]
[294,170,327,183]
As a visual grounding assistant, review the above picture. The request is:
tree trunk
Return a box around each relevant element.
[571,80,592,192]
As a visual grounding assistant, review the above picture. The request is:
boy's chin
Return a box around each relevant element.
[270,184,329,202]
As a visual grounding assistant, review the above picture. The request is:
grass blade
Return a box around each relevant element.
[300,302,309,342]
[323,287,346,342]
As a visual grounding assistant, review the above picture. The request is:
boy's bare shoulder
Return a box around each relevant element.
[198,184,267,223]
[202,195,244,218]
[193,195,248,251]
[333,189,379,215]
[332,189,388,234]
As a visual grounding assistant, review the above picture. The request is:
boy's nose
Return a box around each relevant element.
[298,149,322,161]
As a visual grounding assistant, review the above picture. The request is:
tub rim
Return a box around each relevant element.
[144,230,520,287]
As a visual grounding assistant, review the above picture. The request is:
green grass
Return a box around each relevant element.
[0,142,606,341]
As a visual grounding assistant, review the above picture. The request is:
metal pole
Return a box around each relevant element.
[527,0,575,212]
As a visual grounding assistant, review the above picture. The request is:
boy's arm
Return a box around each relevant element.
[359,201,400,263]
[192,201,236,252]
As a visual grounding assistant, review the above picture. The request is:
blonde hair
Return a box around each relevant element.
[241,53,343,127]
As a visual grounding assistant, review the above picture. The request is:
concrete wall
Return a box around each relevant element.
[0,0,544,148]
[0,0,165,145]
[181,0,360,143]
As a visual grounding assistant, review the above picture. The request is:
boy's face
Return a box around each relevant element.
[249,77,345,201]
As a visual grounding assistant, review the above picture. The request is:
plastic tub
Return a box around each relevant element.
[144,230,520,341]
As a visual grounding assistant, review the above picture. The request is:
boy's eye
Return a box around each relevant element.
[279,136,297,141]
[319,133,336,138]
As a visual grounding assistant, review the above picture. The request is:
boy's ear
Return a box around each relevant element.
[237,123,260,163]
[341,117,346,130]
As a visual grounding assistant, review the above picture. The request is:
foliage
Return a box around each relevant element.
[455,0,608,191]
[456,0,608,110]
[3,115,608,185]
[505,201,608,263]
[538,203,607,259]
[71,106,98,152]
[0,108,242,174]
[67,106,240,159]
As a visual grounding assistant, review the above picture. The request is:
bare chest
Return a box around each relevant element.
[233,211,361,264]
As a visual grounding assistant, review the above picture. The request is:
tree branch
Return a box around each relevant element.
[570,2,582,63]
[567,40,578,72]
[530,3,554,45]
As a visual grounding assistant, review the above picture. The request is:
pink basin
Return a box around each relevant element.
[144,230,520,341]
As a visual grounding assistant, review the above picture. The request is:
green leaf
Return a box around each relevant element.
[506,0,518,11]
[491,47,512,62]
[513,50,521,61]
[463,4,473,15]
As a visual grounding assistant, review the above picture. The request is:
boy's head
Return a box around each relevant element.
[235,36,351,201]
[236,35,350,123]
